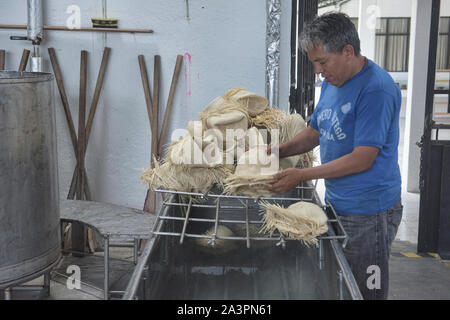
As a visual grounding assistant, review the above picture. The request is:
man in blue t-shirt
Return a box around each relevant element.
[267,12,403,300]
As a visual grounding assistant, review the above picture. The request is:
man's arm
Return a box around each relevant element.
[267,146,379,194]
[276,126,320,158]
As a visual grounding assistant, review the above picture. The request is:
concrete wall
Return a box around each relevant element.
[0,0,292,209]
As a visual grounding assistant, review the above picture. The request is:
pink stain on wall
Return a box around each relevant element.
[184,53,192,114]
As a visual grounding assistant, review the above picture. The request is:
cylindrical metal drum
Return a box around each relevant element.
[0,71,60,289]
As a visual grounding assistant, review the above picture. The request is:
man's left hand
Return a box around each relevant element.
[267,168,305,194]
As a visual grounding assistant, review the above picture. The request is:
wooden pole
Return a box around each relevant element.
[152,55,160,162]
[48,48,91,200]
[76,50,88,200]
[158,55,183,156]
[86,47,111,143]
[0,50,5,70]
[138,55,154,133]
[48,48,78,153]
[138,55,156,214]
[18,49,30,72]
[0,24,153,33]
[67,47,111,199]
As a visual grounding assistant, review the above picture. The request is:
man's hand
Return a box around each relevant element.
[266,168,305,194]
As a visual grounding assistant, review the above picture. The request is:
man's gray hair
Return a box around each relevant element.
[299,12,361,56]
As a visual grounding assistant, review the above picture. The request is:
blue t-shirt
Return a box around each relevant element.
[310,59,402,215]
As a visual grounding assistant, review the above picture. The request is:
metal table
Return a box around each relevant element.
[59,199,157,299]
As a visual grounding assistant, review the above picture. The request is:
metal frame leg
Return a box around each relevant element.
[4,287,11,300]
[318,239,324,270]
[337,270,343,300]
[43,271,51,297]
[134,238,139,265]
[104,235,109,300]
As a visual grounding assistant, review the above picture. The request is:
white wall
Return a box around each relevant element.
[0,0,292,209]
[319,0,450,119]
[321,0,450,17]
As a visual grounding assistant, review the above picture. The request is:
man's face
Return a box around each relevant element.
[307,44,352,88]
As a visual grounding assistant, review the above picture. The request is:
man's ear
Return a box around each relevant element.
[342,44,355,59]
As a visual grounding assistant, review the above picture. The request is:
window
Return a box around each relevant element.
[437,17,450,70]
[375,18,410,72]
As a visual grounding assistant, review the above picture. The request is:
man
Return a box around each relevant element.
[267,12,403,300]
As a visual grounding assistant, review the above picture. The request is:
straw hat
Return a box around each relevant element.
[223,145,278,197]
[278,113,315,170]
[198,97,250,157]
[222,87,269,117]
[166,134,206,167]
[199,96,250,130]
[193,225,238,254]
[259,201,328,246]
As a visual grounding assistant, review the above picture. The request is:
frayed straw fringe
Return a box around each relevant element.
[249,107,284,129]
[223,175,276,197]
[141,157,234,194]
[259,201,328,247]
[278,112,316,168]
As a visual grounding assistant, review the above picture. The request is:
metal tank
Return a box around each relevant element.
[0,71,61,289]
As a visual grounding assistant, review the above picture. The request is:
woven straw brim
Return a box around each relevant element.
[259,201,328,247]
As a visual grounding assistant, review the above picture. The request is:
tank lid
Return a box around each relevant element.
[0,71,54,84]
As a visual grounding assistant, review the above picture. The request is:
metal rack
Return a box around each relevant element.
[122,181,361,300]
[151,181,348,250]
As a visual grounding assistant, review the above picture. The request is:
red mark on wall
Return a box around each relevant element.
[184,53,192,113]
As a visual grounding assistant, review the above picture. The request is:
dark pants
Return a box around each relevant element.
[338,200,403,300]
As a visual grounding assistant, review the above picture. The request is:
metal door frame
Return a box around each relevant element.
[289,0,318,121]
[418,0,450,259]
